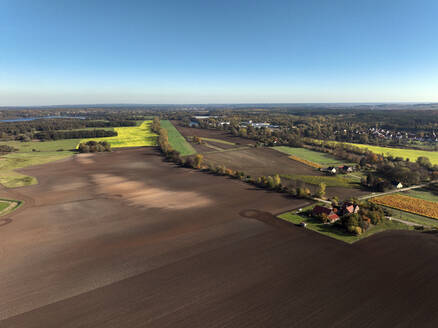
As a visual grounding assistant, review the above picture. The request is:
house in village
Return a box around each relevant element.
[312,205,340,223]
[340,165,354,173]
[393,182,403,189]
[312,201,360,224]
[341,202,360,215]
[323,167,337,175]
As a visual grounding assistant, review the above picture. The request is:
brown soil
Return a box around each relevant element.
[172,121,254,146]
[204,147,321,177]
[1,148,438,327]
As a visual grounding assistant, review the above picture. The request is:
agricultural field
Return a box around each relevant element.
[160,120,196,156]
[78,120,157,148]
[199,137,236,146]
[371,194,438,220]
[278,206,411,244]
[0,152,72,188]
[3,147,438,327]
[341,142,438,165]
[381,206,438,228]
[272,146,350,167]
[0,139,78,152]
[402,188,438,202]
[172,122,255,146]
[280,174,357,188]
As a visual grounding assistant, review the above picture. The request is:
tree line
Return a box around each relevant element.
[34,129,117,141]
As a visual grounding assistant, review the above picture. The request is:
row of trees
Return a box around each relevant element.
[34,129,117,141]
[0,119,135,141]
[77,141,111,153]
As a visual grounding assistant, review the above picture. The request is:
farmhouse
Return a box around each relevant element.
[393,182,403,189]
[341,202,360,215]
[312,205,340,223]
[324,167,337,175]
[340,165,354,173]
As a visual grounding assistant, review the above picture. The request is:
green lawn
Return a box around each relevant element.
[272,146,348,165]
[278,206,412,244]
[402,188,438,202]
[78,120,158,148]
[160,120,196,156]
[280,174,357,188]
[0,152,72,188]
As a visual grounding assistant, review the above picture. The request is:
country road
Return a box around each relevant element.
[359,180,438,200]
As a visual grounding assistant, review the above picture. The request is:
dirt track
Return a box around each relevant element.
[1,148,438,327]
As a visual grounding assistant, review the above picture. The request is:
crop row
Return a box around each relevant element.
[370,194,438,220]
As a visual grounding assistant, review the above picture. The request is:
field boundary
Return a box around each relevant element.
[288,155,322,169]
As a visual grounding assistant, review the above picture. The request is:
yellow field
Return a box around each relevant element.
[341,142,438,165]
[370,194,438,219]
[78,120,158,148]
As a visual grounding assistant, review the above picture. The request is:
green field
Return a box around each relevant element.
[272,146,349,165]
[341,142,438,165]
[402,188,438,202]
[0,152,72,188]
[78,120,158,148]
[280,174,357,188]
[160,120,196,156]
[0,139,79,152]
[278,206,412,244]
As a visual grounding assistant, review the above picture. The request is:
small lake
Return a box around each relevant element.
[0,116,86,123]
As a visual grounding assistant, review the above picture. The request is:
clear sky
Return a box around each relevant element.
[1,0,438,105]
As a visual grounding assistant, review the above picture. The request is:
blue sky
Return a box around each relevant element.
[1,0,438,105]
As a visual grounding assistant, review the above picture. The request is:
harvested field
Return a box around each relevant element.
[1,148,438,327]
[204,147,320,177]
[172,122,254,146]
